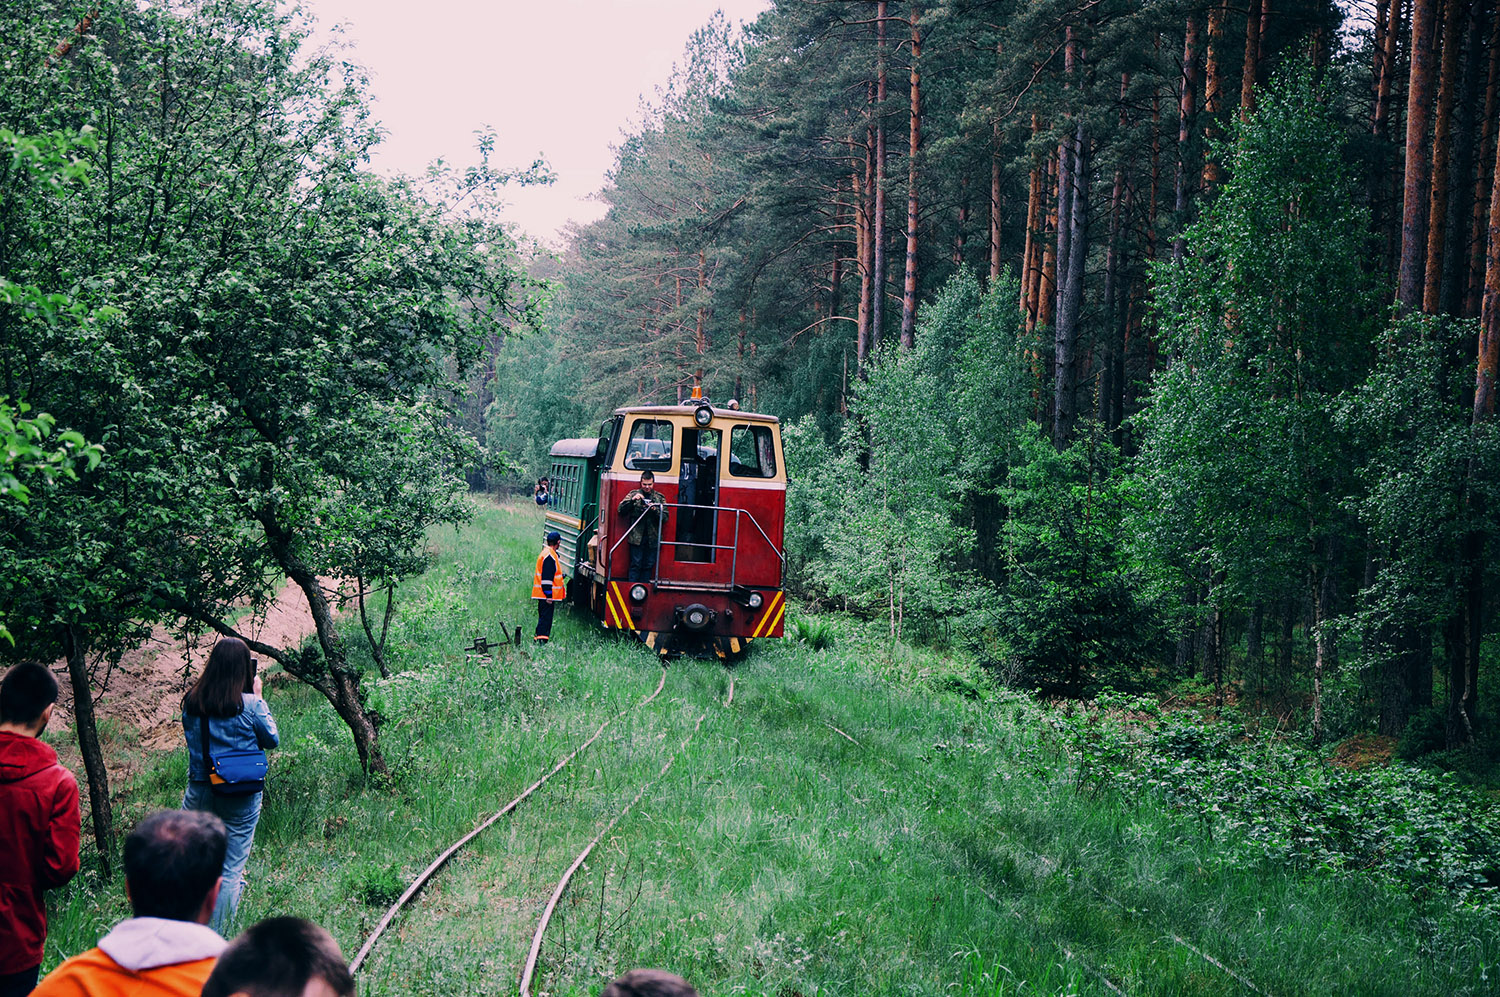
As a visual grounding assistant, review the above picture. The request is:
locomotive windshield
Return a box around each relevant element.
[624,419,674,471]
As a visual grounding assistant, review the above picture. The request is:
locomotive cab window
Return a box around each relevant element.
[728,424,777,478]
[623,419,674,472]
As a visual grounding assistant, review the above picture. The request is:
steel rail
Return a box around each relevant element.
[518,675,735,996]
[348,667,669,976]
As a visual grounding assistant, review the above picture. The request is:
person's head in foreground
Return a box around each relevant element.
[126,809,227,923]
[602,968,699,997]
[0,661,59,734]
[201,917,354,997]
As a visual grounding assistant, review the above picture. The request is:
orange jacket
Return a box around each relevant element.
[33,918,223,997]
[532,545,565,601]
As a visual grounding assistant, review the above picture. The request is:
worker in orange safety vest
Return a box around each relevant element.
[532,531,566,643]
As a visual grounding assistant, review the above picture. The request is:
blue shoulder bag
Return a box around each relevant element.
[198,713,267,796]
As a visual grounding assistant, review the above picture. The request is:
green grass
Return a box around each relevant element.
[41,498,1500,995]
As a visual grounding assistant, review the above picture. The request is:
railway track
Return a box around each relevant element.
[347,661,734,993]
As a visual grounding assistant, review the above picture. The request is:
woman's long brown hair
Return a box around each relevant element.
[183,638,251,718]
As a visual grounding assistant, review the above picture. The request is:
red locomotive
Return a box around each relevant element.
[543,390,787,658]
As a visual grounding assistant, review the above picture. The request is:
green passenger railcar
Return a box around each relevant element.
[544,436,607,585]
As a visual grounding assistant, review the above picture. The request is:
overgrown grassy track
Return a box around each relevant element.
[44,499,1500,996]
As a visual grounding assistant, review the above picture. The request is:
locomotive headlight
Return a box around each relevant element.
[629,584,648,602]
[694,404,713,427]
[748,591,764,609]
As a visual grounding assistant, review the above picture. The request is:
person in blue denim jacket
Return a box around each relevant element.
[181,638,278,932]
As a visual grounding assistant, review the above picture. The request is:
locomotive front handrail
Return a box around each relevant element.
[604,500,783,590]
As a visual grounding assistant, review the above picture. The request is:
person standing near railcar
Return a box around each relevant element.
[181,638,278,932]
[617,470,666,583]
[533,530,566,643]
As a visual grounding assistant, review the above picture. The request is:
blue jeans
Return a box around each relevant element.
[182,782,262,932]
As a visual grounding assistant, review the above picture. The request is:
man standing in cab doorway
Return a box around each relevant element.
[618,471,666,583]
[533,531,566,643]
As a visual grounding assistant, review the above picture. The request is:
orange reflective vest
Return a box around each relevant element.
[532,545,565,601]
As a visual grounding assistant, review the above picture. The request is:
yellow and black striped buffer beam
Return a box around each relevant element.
[750,590,786,638]
[605,582,637,632]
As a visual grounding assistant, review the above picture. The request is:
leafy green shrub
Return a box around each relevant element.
[1055,705,1500,910]
[1397,704,1450,760]
[792,617,836,651]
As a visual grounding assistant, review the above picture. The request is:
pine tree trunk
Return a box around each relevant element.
[1021,114,1043,327]
[899,4,921,350]
[1400,0,1442,311]
[737,309,747,403]
[1423,0,1465,313]
[1054,29,1077,322]
[1439,0,1486,316]
[1240,0,1265,120]
[1039,154,1058,331]
[1412,627,1434,707]
[1373,0,1393,119]
[954,186,968,264]
[990,120,1003,282]
[1148,44,1162,266]
[1053,120,1089,448]
[63,624,114,878]
[1177,584,1200,678]
[1100,72,1130,434]
[696,249,709,354]
[1467,5,1500,318]
[857,106,874,366]
[1174,14,1201,263]
[1373,0,1402,136]
[872,2,889,350]
[1201,1,1228,189]
[1370,0,1405,275]
[1478,98,1500,417]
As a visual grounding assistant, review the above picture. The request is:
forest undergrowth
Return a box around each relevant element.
[39,500,1500,996]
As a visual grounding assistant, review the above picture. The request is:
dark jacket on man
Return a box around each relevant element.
[617,489,666,546]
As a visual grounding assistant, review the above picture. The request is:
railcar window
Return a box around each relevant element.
[623,419,674,471]
[727,425,777,478]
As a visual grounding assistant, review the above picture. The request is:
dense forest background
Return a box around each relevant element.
[482,0,1500,758]
[3,0,1500,866]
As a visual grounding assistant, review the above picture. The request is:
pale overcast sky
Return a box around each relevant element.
[300,1,771,246]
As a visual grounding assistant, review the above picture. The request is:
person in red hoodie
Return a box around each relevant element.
[0,662,81,997]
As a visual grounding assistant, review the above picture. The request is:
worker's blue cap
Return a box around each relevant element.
[546,531,561,544]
